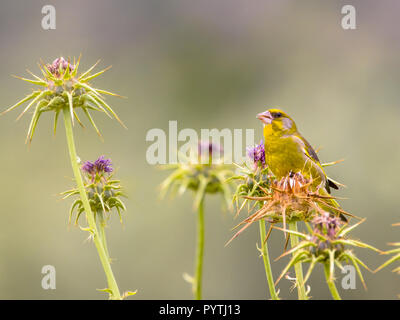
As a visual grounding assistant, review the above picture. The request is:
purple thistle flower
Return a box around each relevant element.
[47,57,74,76]
[94,155,113,173]
[81,161,95,174]
[247,140,266,168]
[82,155,113,176]
[197,141,224,164]
[198,141,223,157]
[312,212,341,239]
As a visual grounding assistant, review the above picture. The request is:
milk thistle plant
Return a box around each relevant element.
[160,142,235,299]
[2,57,131,299]
[229,140,379,300]
[228,141,279,300]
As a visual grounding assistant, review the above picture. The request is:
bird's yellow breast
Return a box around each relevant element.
[263,125,324,184]
[264,135,304,177]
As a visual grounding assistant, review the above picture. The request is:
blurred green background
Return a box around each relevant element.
[0,0,399,299]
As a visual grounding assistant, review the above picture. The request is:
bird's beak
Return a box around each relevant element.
[257,111,273,125]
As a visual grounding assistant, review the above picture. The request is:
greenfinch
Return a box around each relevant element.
[257,108,347,221]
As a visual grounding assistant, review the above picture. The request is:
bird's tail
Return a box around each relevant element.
[318,188,348,222]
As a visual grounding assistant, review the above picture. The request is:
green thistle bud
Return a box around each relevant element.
[1,56,126,143]
[160,142,235,210]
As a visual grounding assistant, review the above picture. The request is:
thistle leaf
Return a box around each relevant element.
[70,54,81,77]
[12,74,47,86]
[73,110,85,128]
[82,107,103,139]
[26,69,47,83]
[122,290,138,299]
[84,93,112,117]
[97,288,114,300]
[96,89,126,98]
[275,241,315,261]
[26,100,47,143]
[69,199,82,225]
[1,91,41,116]
[78,59,100,79]
[53,110,60,135]
[87,93,127,129]
[80,65,112,82]
[275,250,308,286]
[16,91,47,121]
[303,256,322,286]
[343,251,367,290]
[338,218,366,237]
[375,253,400,273]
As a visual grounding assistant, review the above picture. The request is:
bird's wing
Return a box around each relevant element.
[291,134,339,193]
[297,134,320,163]
[299,135,339,191]
[290,134,320,164]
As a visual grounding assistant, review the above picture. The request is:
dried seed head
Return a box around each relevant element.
[227,172,343,244]
[270,173,314,216]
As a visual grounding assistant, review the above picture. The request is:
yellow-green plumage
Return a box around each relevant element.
[257,108,346,221]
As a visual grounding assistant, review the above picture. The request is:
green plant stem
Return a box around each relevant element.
[324,263,341,300]
[98,211,110,260]
[288,221,307,300]
[259,219,279,300]
[194,197,205,300]
[63,107,121,300]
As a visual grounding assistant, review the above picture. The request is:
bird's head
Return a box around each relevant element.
[257,108,297,135]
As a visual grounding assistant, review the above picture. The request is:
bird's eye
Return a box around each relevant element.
[274,112,282,118]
